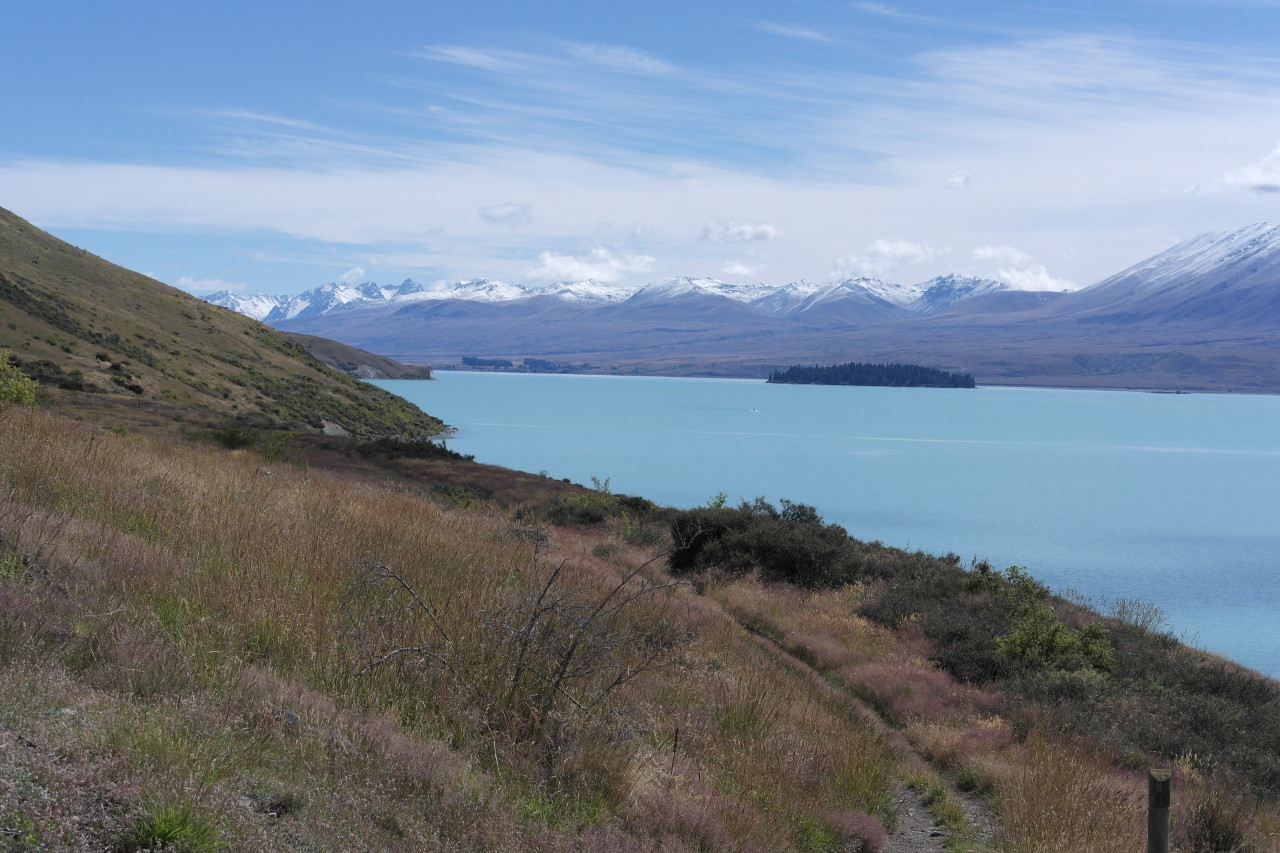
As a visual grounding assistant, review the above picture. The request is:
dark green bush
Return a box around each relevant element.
[668,498,879,588]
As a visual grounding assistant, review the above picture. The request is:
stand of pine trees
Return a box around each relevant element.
[767,361,975,388]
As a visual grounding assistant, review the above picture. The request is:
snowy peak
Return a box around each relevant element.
[430,278,526,302]
[205,290,279,322]
[747,279,826,315]
[1057,223,1280,327]
[909,275,1010,316]
[1089,223,1280,295]
[626,277,727,303]
[846,277,927,308]
[538,280,632,304]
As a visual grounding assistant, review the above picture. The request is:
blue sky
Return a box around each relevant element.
[4,1,1280,296]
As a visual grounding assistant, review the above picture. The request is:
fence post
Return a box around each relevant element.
[1147,769,1171,853]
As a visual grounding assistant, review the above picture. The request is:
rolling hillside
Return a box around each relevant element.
[0,206,444,437]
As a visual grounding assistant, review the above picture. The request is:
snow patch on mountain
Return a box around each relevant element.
[205,291,279,321]
[1090,223,1280,295]
[909,275,1010,315]
[537,280,632,304]
[850,277,928,308]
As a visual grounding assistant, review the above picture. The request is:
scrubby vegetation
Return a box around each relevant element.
[2,399,1278,850]
[666,498,1280,803]
[0,350,38,406]
[0,407,912,852]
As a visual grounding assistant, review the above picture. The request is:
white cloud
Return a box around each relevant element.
[995,264,1077,291]
[722,261,755,276]
[854,2,901,17]
[337,266,366,284]
[1194,143,1280,194]
[700,220,782,243]
[835,239,935,277]
[175,276,247,293]
[973,245,1032,265]
[749,22,837,43]
[946,169,974,190]
[478,202,534,226]
[528,247,655,282]
[565,43,674,74]
[415,45,516,72]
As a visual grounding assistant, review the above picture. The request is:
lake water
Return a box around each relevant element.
[375,373,1280,679]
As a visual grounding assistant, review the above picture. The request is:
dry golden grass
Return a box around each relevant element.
[0,406,905,851]
[6,405,1278,852]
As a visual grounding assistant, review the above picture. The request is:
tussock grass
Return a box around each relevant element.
[0,406,906,851]
[704,573,1280,853]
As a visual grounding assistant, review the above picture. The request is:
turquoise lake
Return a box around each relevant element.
[375,373,1280,679]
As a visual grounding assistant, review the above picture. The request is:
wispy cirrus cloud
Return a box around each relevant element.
[565,43,675,74]
[747,21,838,43]
[479,202,535,226]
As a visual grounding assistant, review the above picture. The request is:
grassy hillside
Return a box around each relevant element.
[0,206,444,438]
[1,405,1277,852]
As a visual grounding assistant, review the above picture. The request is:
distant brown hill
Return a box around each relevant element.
[0,206,444,436]
[283,333,434,380]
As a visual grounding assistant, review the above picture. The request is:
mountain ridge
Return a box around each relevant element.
[208,223,1280,391]
[208,271,1016,322]
[0,205,445,437]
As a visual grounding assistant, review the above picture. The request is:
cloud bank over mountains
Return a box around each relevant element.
[4,4,1280,297]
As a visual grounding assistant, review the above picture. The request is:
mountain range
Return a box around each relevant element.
[209,272,1016,325]
[213,223,1280,391]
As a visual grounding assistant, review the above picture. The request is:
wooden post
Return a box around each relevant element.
[1148,769,1171,853]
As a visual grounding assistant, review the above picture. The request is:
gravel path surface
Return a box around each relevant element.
[885,784,948,853]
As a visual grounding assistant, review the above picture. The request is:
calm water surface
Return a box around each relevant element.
[376,373,1280,678]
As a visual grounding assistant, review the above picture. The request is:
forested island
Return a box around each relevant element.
[767,360,976,388]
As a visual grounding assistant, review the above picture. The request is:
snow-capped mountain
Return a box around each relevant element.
[208,279,433,323]
[1051,223,1280,327]
[1091,223,1280,296]
[850,277,929,308]
[207,273,986,323]
[200,223,1280,391]
[746,279,827,315]
[203,224,1280,334]
[782,278,911,324]
[538,279,632,304]
[414,278,526,303]
[908,275,1010,316]
[204,291,280,322]
[619,276,774,305]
